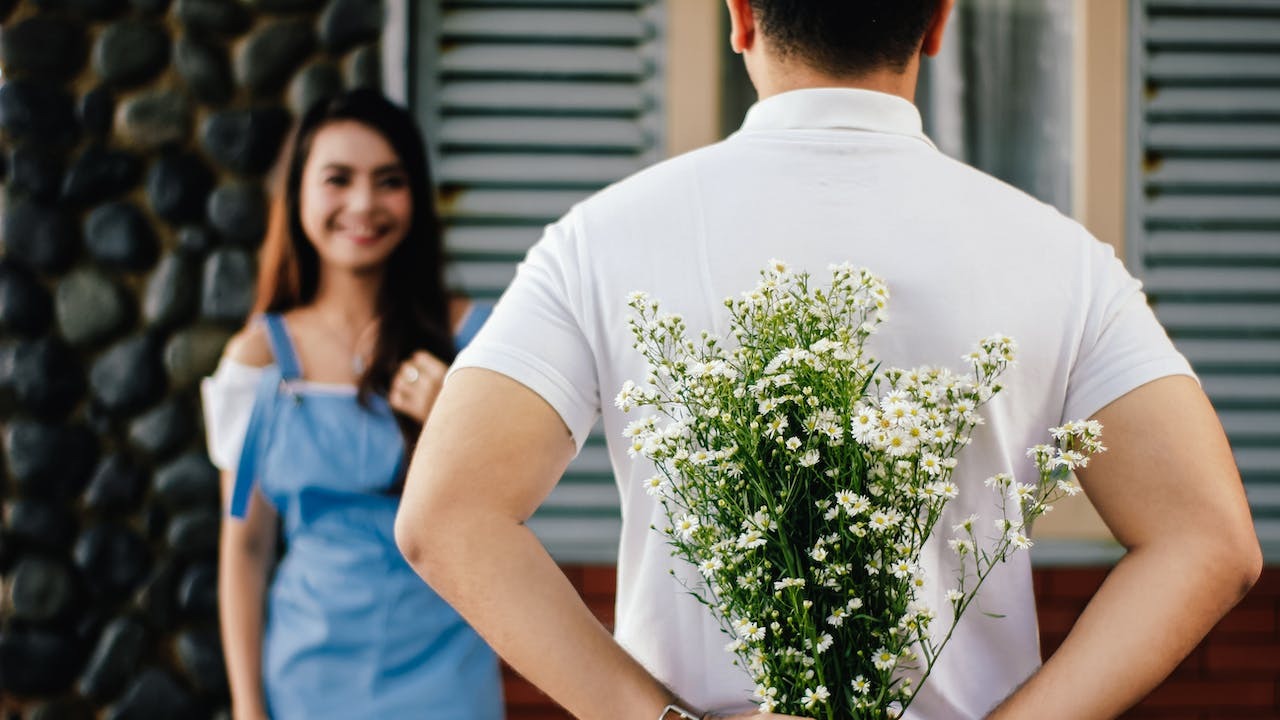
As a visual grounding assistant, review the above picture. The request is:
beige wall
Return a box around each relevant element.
[1072,0,1130,256]
[664,0,723,157]
[1035,0,1129,543]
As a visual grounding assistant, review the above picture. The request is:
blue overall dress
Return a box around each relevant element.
[227,309,502,719]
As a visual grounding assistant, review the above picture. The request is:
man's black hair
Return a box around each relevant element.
[749,0,942,76]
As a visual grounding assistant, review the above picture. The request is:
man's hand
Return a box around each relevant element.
[388,350,448,423]
[706,707,803,712]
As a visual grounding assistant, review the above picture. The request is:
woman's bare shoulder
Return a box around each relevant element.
[223,322,274,368]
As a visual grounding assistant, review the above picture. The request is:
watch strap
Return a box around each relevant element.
[659,703,702,720]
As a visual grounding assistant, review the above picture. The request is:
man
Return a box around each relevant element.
[395,1,1261,718]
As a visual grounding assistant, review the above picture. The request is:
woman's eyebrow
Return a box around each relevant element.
[320,162,405,175]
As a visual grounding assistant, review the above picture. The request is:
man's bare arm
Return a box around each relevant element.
[988,375,1262,719]
[395,369,803,720]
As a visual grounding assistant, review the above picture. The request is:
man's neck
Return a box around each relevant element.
[752,59,921,105]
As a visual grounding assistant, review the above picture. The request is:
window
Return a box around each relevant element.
[411,0,665,561]
[1128,0,1280,559]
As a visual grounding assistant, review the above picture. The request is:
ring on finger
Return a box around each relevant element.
[404,366,420,384]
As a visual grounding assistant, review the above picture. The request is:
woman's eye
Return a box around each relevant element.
[379,176,407,189]
[324,175,349,187]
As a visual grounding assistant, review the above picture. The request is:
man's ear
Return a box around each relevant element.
[725,0,756,54]
[921,0,956,57]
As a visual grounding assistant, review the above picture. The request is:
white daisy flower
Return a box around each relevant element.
[801,686,830,709]
[815,633,834,654]
[773,577,805,591]
[872,648,896,671]
[642,475,668,497]
[675,514,699,540]
[1008,530,1033,550]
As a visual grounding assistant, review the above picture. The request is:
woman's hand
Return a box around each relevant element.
[388,351,449,423]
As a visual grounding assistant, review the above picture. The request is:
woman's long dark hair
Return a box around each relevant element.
[253,88,454,470]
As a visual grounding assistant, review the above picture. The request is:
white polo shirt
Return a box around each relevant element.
[452,88,1194,717]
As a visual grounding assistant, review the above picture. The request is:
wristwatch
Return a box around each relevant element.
[659,703,703,720]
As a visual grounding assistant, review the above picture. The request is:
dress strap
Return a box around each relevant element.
[262,313,303,381]
[227,313,295,519]
[228,367,281,519]
[454,301,493,351]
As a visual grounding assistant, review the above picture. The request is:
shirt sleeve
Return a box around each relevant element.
[448,212,601,450]
[200,360,265,471]
[1062,239,1197,423]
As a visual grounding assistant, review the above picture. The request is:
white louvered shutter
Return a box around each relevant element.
[1129,0,1280,556]
[414,0,665,561]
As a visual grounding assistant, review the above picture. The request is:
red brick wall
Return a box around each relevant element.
[503,566,617,720]
[1043,568,1280,720]
[504,566,1280,719]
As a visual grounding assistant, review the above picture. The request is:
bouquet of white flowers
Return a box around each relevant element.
[616,261,1104,719]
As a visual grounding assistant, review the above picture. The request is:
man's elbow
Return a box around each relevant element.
[1231,531,1264,600]
[1199,518,1263,603]
[394,499,448,574]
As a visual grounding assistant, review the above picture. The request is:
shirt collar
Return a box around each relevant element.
[738,88,937,149]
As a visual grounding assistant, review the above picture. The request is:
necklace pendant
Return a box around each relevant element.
[352,355,366,375]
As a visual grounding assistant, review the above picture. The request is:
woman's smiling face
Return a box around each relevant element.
[298,119,413,273]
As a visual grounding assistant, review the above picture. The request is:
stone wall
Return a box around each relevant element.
[0,1,386,717]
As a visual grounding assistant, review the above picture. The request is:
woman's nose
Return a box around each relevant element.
[345,176,377,213]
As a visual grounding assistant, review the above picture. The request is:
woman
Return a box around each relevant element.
[202,89,501,720]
